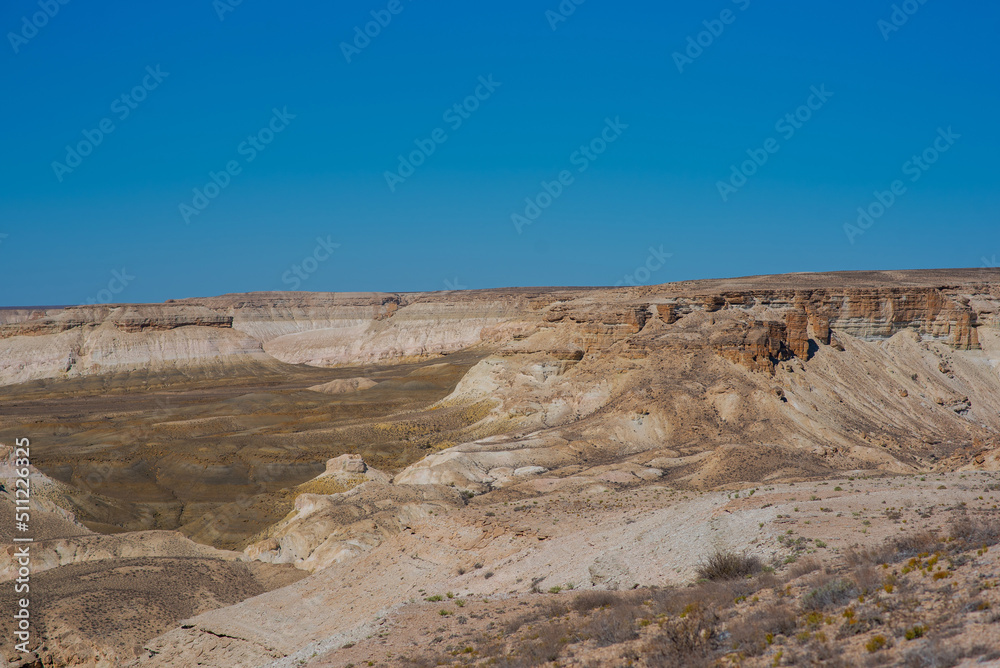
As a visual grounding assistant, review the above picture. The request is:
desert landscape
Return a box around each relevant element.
[3,269,1000,667]
[8,0,996,663]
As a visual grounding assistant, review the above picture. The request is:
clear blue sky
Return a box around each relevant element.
[1,0,998,305]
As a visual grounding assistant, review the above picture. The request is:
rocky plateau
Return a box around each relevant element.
[3,269,1000,667]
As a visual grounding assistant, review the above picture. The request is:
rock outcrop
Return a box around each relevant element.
[712,319,794,374]
[243,456,458,572]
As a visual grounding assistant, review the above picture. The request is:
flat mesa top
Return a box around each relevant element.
[2,268,998,311]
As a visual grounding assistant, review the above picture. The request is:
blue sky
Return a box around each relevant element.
[1,0,998,305]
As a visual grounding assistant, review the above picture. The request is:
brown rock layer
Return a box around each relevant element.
[705,287,981,350]
[712,320,794,374]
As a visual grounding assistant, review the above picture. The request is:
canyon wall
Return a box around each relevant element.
[0,271,997,387]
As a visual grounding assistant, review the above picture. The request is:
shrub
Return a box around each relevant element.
[571,590,621,614]
[692,578,763,613]
[543,600,568,618]
[866,635,888,652]
[696,549,762,581]
[581,605,641,647]
[502,608,550,636]
[847,531,940,567]
[641,602,719,666]
[901,640,963,668]
[789,557,821,579]
[800,576,857,611]
[892,531,942,560]
[727,603,796,656]
[493,621,572,667]
[949,515,1000,550]
[852,564,883,593]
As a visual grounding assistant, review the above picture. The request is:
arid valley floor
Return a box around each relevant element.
[4,269,1000,667]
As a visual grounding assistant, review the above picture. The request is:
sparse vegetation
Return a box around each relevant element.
[865,634,887,652]
[696,549,762,581]
[800,575,857,611]
[788,557,820,579]
[387,516,1000,667]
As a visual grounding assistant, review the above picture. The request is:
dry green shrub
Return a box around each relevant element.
[695,549,762,581]
[800,574,857,612]
[866,634,888,652]
[641,601,719,667]
[727,602,796,656]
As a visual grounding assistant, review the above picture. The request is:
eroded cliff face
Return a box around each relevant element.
[2,272,996,386]
[3,274,1000,484]
[0,293,546,385]
[698,286,981,349]
[382,272,1000,496]
[4,270,1000,668]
